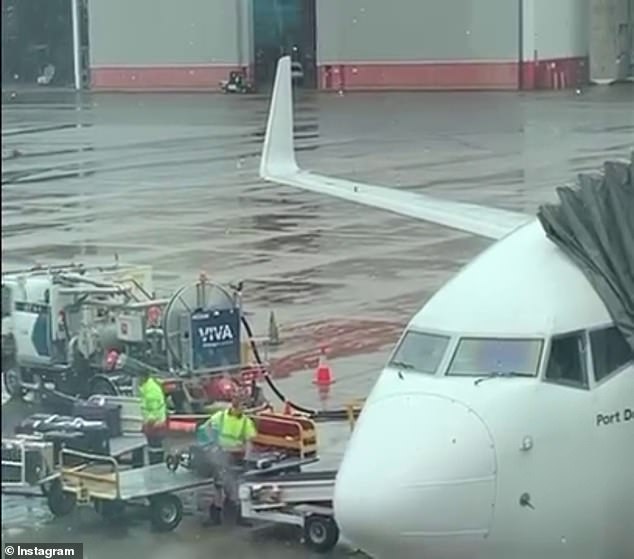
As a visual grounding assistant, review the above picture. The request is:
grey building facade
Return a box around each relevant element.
[4,0,629,91]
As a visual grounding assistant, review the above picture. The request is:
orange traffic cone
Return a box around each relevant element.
[312,346,335,386]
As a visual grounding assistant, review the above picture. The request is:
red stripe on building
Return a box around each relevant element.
[90,58,587,92]
[521,57,589,90]
[319,57,588,91]
[90,65,248,91]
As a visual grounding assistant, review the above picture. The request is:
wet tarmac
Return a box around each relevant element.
[2,83,634,557]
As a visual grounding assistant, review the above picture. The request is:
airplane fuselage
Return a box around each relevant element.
[334,362,634,559]
[332,221,634,559]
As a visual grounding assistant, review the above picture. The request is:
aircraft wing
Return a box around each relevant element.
[259,57,533,241]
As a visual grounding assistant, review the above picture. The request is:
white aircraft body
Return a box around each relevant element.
[260,57,634,559]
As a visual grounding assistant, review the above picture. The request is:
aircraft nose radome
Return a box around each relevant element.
[334,393,497,558]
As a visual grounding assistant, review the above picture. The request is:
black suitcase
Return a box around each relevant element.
[43,428,110,460]
[40,389,79,416]
[72,401,122,437]
[16,414,108,435]
[15,414,72,435]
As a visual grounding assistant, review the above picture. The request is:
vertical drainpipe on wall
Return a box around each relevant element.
[518,0,524,90]
[71,0,81,90]
[236,0,244,75]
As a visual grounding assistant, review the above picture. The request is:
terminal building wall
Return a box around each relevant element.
[521,0,590,89]
[89,0,252,90]
[316,0,521,90]
[317,0,590,91]
[87,0,591,91]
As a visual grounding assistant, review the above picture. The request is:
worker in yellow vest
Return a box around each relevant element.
[138,369,167,465]
[205,393,257,455]
[202,392,257,526]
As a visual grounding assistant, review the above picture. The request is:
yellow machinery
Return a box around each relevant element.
[346,399,365,431]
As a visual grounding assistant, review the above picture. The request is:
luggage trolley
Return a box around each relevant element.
[58,448,219,531]
[2,432,148,516]
[58,446,319,532]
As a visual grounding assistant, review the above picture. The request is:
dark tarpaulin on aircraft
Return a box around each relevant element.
[537,153,634,352]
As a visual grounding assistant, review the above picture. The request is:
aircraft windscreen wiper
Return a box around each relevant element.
[474,371,530,386]
[391,360,415,371]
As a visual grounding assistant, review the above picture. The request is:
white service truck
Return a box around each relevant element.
[1,263,164,399]
[1,263,267,413]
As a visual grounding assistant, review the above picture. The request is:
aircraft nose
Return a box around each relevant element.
[334,393,497,558]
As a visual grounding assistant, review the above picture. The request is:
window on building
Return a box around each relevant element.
[447,338,543,377]
[544,332,588,388]
[388,330,450,375]
[590,326,633,382]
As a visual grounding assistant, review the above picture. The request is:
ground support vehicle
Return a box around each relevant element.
[2,264,272,413]
[219,71,255,93]
[239,469,339,553]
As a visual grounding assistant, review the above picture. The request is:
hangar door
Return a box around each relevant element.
[252,0,317,89]
[1,0,89,88]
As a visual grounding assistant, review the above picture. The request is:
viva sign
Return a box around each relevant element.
[198,323,234,345]
[190,308,241,370]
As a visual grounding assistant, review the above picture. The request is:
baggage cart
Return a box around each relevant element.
[58,447,317,532]
[1,431,147,516]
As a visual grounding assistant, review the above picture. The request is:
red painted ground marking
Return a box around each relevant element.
[269,318,405,378]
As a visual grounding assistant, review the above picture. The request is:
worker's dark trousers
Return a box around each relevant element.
[146,433,165,465]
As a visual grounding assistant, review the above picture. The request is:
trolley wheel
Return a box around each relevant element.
[303,514,339,553]
[46,480,76,517]
[165,453,180,472]
[94,499,126,521]
[149,494,183,532]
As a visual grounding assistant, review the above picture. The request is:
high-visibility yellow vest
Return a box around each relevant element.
[208,409,256,449]
[139,377,167,424]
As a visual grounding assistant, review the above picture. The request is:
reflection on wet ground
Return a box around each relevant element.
[2,83,634,557]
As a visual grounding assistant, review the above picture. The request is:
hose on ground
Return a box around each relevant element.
[240,315,359,423]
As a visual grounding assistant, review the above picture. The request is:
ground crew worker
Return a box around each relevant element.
[202,393,257,526]
[138,370,167,465]
[205,393,257,456]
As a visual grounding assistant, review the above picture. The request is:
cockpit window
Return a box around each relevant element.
[590,326,633,382]
[447,337,543,376]
[388,331,450,374]
[544,331,588,389]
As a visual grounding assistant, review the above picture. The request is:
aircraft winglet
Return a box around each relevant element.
[259,56,532,241]
[260,56,298,179]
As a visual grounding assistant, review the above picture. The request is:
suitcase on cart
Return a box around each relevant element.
[16,414,108,436]
[72,401,122,437]
[43,428,110,461]
[16,414,75,434]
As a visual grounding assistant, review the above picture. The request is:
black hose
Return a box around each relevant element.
[240,315,360,422]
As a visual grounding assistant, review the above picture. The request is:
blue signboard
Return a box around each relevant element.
[190,308,241,370]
